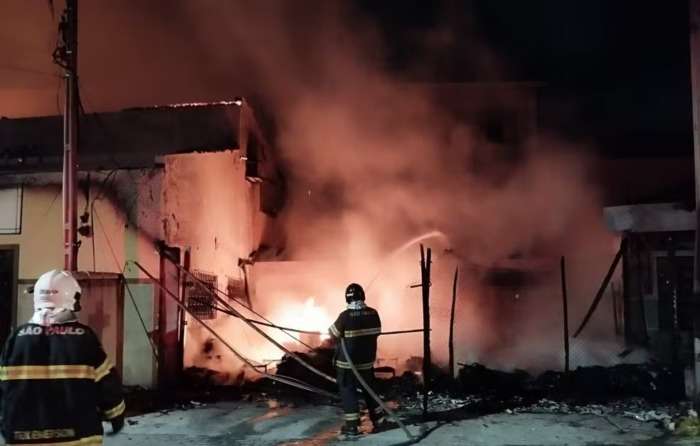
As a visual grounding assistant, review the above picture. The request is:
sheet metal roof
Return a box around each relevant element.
[0,101,244,173]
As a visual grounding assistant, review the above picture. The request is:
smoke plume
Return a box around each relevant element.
[1,1,625,373]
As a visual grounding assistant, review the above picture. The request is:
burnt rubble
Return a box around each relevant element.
[274,347,337,392]
[456,362,685,402]
[168,348,688,430]
[183,366,238,388]
[272,346,684,403]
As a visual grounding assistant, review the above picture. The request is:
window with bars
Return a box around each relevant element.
[185,270,217,320]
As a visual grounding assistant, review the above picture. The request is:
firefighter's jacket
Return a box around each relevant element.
[0,321,125,445]
[329,304,381,370]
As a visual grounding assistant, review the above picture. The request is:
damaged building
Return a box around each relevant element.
[0,79,677,393]
[604,201,696,393]
[0,99,284,388]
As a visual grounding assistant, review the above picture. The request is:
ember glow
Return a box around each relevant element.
[270,297,333,346]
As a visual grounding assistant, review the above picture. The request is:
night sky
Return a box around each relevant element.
[360,0,693,158]
[0,1,693,159]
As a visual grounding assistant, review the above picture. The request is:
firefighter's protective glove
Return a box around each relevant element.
[109,415,125,435]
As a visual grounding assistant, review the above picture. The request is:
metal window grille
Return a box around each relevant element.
[186,270,217,320]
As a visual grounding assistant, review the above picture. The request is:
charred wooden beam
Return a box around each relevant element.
[449,267,459,378]
[420,245,432,418]
[560,256,570,373]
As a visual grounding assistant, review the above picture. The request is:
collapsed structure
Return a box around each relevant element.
[0,99,284,388]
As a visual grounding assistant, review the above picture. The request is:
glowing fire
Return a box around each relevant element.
[274,297,333,344]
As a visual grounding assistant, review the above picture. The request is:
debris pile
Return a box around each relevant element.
[458,363,531,396]
[457,362,684,402]
[401,392,482,412]
[511,397,681,423]
[275,347,336,391]
[675,410,700,436]
[174,346,687,424]
[183,366,237,388]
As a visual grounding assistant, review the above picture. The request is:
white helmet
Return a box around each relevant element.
[33,270,81,312]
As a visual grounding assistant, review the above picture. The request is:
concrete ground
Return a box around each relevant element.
[99,401,677,446]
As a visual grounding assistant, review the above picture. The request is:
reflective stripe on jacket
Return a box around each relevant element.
[1,322,124,445]
[329,306,381,369]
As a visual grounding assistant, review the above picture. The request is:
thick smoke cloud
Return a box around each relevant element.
[1,1,625,373]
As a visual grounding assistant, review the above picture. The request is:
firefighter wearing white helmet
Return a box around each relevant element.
[31,269,83,324]
[0,270,125,445]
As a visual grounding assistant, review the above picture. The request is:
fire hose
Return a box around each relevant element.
[174,263,426,382]
[163,262,338,385]
[208,280,414,438]
[133,261,415,437]
[202,284,414,439]
[210,304,425,337]
[168,262,316,350]
[340,338,414,441]
[128,261,339,399]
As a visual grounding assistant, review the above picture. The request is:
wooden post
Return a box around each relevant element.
[611,284,618,336]
[420,245,432,418]
[177,248,191,379]
[448,267,459,378]
[560,256,570,373]
[573,239,626,338]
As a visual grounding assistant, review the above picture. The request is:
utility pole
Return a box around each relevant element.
[689,0,700,401]
[54,0,80,271]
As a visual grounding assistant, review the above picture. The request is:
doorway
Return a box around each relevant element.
[0,246,18,348]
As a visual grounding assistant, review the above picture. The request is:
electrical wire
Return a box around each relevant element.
[340,338,414,441]
[208,303,424,337]
[93,207,159,362]
[177,265,427,400]
[90,199,419,410]
[89,169,119,271]
[129,260,338,400]
[170,262,315,350]
[121,263,160,363]
[156,262,337,384]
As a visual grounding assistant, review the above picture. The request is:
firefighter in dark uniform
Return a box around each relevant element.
[0,270,125,445]
[329,283,385,439]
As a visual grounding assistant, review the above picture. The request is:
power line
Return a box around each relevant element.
[93,207,159,362]
[130,260,338,400]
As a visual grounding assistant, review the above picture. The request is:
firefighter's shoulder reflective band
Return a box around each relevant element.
[0,365,95,381]
[94,358,113,382]
[344,327,381,338]
[11,434,102,446]
[104,400,126,420]
[335,360,373,370]
[1,360,115,382]
[329,324,341,337]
